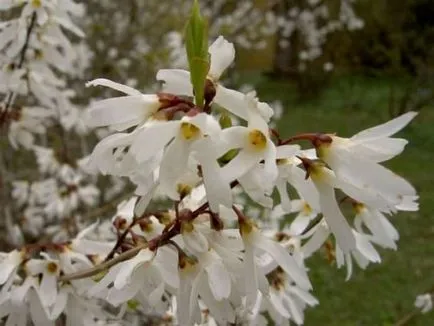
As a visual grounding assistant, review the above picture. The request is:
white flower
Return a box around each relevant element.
[299,158,356,253]
[176,251,236,326]
[415,293,433,314]
[238,217,312,310]
[68,221,115,257]
[8,107,51,149]
[33,146,60,174]
[181,221,210,254]
[157,36,273,122]
[301,220,381,280]
[315,113,418,210]
[335,230,381,281]
[218,93,277,186]
[21,207,45,236]
[86,132,137,176]
[353,203,399,250]
[346,111,418,162]
[237,164,274,208]
[0,64,26,94]
[265,267,318,325]
[0,250,24,286]
[89,248,165,307]
[272,199,319,236]
[4,281,53,326]
[49,285,106,323]
[155,113,220,200]
[86,78,164,131]
[11,181,29,207]
[192,137,232,212]
[25,256,60,307]
[104,113,220,204]
[275,154,320,214]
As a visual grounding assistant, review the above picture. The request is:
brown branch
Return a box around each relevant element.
[59,242,148,282]
[393,309,420,326]
[2,12,37,112]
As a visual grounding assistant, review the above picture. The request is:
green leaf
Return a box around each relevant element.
[185,0,210,108]
[219,111,232,129]
[218,149,239,166]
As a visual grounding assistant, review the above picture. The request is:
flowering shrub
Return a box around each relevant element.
[0,1,424,325]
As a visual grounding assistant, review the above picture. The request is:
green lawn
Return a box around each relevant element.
[251,74,434,325]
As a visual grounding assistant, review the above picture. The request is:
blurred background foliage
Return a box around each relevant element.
[83,0,434,324]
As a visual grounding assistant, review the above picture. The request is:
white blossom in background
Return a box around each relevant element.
[0,0,102,243]
[274,0,364,70]
[414,293,433,314]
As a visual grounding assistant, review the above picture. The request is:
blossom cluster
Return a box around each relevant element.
[0,1,422,325]
[0,0,100,245]
[273,0,364,72]
[0,0,89,139]
[0,31,420,325]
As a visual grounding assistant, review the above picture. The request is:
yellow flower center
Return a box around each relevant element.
[46,262,58,274]
[178,254,197,271]
[127,299,140,311]
[302,202,312,215]
[177,183,192,198]
[315,142,331,159]
[239,218,256,238]
[32,0,42,8]
[180,122,201,141]
[266,267,286,291]
[34,49,43,60]
[276,158,289,165]
[181,221,194,233]
[306,160,327,181]
[248,129,267,151]
[353,202,365,214]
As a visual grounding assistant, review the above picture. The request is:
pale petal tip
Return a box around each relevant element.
[85,79,100,88]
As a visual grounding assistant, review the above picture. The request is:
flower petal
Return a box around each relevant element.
[243,244,259,309]
[206,261,231,301]
[215,85,248,120]
[208,36,235,80]
[183,228,209,254]
[39,272,57,307]
[156,69,193,96]
[351,111,418,141]
[288,286,319,306]
[194,139,233,212]
[86,78,142,96]
[221,150,259,183]
[288,212,314,236]
[49,287,68,320]
[314,181,356,253]
[254,234,312,290]
[114,249,153,289]
[88,95,159,130]
[130,121,179,163]
[159,138,190,200]
[301,222,329,258]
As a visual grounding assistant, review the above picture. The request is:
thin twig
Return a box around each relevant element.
[394,287,434,326]
[59,242,148,282]
[393,309,419,326]
[3,12,37,111]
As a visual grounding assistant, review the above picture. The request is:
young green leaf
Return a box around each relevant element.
[185,0,210,108]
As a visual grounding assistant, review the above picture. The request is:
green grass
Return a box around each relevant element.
[252,74,434,325]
